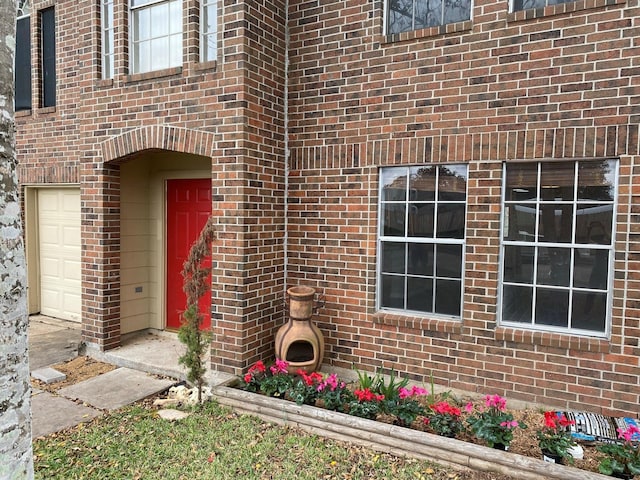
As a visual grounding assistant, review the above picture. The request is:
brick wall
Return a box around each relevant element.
[15,0,639,415]
[287,0,640,415]
[17,0,287,365]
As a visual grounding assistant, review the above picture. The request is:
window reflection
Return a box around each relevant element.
[501,160,616,335]
[379,165,467,317]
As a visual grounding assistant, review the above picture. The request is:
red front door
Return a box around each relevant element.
[166,179,212,330]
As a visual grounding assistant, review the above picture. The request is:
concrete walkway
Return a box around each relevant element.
[27,316,234,439]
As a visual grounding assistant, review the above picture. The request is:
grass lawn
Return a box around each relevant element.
[33,400,466,480]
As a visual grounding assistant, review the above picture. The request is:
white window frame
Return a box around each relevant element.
[377,165,467,318]
[129,0,182,74]
[499,159,618,337]
[384,0,472,35]
[101,0,115,79]
[200,0,217,62]
[18,0,31,17]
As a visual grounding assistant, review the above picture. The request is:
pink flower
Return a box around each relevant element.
[317,373,340,392]
[465,402,474,414]
[398,385,428,399]
[500,420,519,429]
[270,358,289,375]
[484,394,507,411]
[618,425,640,442]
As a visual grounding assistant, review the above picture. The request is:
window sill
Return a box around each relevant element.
[96,78,114,88]
[495,327,609,353]
[15,109,32,118]
[193,60,218,73]
[383,20,472,44]
[507,0,625,22]
[373,311,462,334]
[126,66,183,83]
[36,106,56,115]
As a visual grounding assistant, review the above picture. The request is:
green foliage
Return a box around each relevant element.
[178,217,216,404]
[466,395,527,448]
[597,425,640,477]
[536,412,576,462]
[382,398,425,427]
[348,399,382,420]
[353,365,381,391]
[425,402,463,438]
[318,374,354,412]
[178,305,211,384]
[376,369,409,402]
[260,373,294,398]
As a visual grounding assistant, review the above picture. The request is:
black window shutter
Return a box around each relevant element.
[15,16,31,111]
[41,7,56,108]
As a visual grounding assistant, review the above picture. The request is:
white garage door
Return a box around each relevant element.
[38,189,81,322]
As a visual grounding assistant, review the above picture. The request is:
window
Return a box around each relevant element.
[378,165,467,317]
[201,0,217,62]
[512,0,575,11]
[386,0,471,35]
[40,7,56,108]
[102,0,115,79]
[130,0,182,74]
[15,0,31,111]
[500,160,617,336]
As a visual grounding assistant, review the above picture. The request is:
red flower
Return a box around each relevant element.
[244,373,252,383]
[543,411,557,429]
[354,388,384,402]
[432,401,461,417]
[248,360,266,374]
[298,370,323,386]
[543,411,575,430]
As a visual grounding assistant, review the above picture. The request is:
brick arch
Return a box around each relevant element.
[101,125,215,163]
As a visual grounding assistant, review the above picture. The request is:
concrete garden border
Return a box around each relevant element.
[213,384,613,480]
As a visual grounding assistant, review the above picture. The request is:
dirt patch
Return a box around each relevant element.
[502,409,602,474]
[32,356,116,393]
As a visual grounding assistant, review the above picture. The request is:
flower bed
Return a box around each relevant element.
[216,360,636,480]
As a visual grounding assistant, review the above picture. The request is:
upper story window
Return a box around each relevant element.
[130,0,182,74]
[40,6,56,108]
[386,0,471,35]
[500,160,617,337]
[200,0,217,62]
[512,0,576,11]
[102,0,115,79]
[15,0,32,111]
[378,165,468,317]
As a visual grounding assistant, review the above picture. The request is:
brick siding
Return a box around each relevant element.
[287,0,639,416]
[15,0,640,415]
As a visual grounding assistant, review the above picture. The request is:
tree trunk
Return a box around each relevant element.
[0,0,34,478]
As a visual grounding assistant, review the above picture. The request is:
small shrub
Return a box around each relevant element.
[536,411,577,462]
[316,373,353,412]
[466,394,527,448]
[348,388,385,419]
[597,425,640,477]
[425,401,463,438]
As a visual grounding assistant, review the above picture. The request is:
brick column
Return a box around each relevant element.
[81,162,121,350]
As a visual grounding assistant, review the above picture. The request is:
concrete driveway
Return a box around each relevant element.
[28,315,82,371]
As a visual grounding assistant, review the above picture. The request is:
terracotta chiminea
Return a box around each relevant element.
[275,286,324,373]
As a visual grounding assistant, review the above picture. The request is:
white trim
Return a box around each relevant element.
[498,159,618,337]
[376,164,467,318]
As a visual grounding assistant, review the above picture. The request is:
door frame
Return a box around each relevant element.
[23,185,81,318]
[152,171,210,330]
